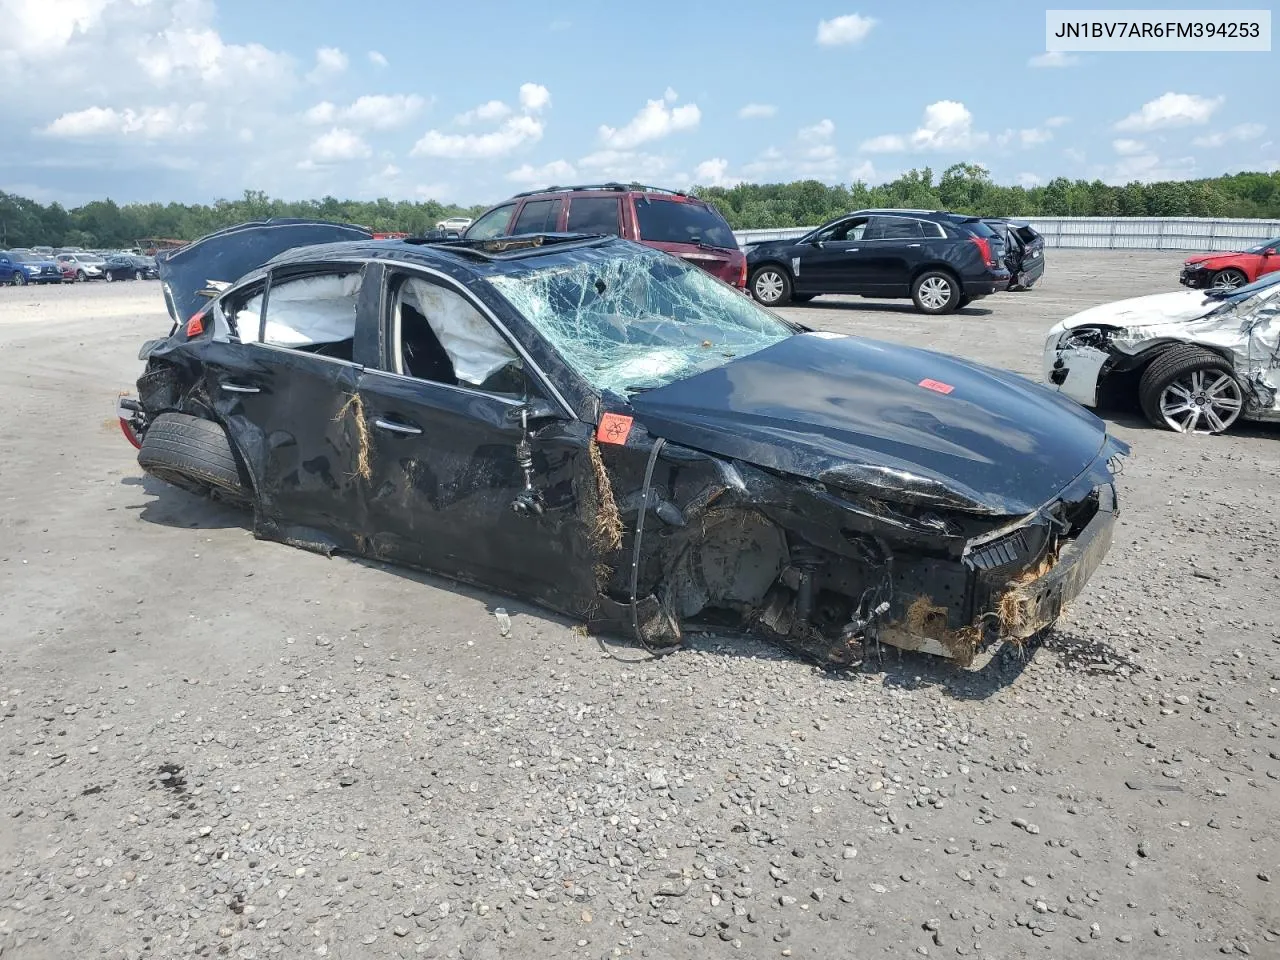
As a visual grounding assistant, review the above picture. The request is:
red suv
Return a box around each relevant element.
[464,183,747,288]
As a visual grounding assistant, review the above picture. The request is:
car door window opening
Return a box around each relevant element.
[233,271,362,360]
[392,276,523,393]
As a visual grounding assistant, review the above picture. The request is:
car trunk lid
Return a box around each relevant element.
[157,218,373,324]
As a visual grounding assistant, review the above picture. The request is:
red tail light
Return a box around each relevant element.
[185,311,205,338]
[737,257,747,288]
[969,235,996,268]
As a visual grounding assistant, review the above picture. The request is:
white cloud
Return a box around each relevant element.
[599,93,700,149]
[412,114,543,159]
[909,100,986,150]
[816,14,876,46]
[848,160,875,182]
[456,100,511,125]
[43,104,205,139]
[578,149,671,180]
[805,144,837,161]
[305,101,337,124]
[1028,51,1078,67]
[307,46,348,82]
[998,126,1054,148]
[859,100,986,154]
[693,157,740,188]
[1112,138,1146,156]
[1115,92,1223,132]
[738,103,777,119]
[412,83,549,160]
[799,118,835,142]
[1107,152,1196,183]
[519,82,551,113]
[1017,172,1042,188]
[1192,123,1265,148]
[307,94,425,129]
[1045,115,1071,128]
[368,50,388,68]
[344,94,426,129]
[304,127,371,164]
[507,159,577,184]
[861,133,906,153]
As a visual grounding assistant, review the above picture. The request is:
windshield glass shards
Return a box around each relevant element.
[489,247,793,394]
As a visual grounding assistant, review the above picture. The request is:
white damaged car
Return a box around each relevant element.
[1043,274,1280,435]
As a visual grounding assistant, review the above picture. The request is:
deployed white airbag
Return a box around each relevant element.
[236,273,362,346]
[398,278,517,385]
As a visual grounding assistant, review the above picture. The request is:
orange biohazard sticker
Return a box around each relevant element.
[595,413,634,445]
[918,378,954,394]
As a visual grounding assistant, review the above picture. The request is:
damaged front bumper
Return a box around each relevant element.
[1180,266,1212,288]
[1042,322,1106,407]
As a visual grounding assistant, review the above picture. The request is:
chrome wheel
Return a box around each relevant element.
[1210,269,1246,291]
[1159,369,1243,434]
[753,270,785,304]
[917,276,952,310]
[13,272,27,286]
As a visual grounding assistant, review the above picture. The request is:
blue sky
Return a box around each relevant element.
[0,0,1273,207]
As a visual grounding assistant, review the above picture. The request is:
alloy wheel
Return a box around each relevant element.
[1211,270,1246,291]
[917,276,952,311]
[1158,369,1243,434]
[754,271,785,304]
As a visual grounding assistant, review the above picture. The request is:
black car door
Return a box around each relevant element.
[354,267,597,609]
[859,216,924,294]
[197,263,376,546]
[794,216,870,294]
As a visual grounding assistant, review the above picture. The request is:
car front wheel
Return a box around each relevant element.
[13,271,27,286]
[911,271,960,314]
[1138,345,1244,435]
[1210,268,1247,291]
[749,266,792,306]
[75,270,86,282]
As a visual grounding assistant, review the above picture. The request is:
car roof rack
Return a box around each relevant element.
[401,231,608,260]
[510,182,690,199]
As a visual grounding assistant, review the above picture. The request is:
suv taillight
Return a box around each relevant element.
[738,258,747,288]
[969,235,996,268]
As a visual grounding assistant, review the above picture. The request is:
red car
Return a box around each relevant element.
[465,183,747,288]
[1180,236,1280,291]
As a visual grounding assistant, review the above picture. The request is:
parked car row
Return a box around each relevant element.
[0,248,158,285]
[458,185,1048,315]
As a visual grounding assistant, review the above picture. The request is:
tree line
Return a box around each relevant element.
[2,165,1278,249]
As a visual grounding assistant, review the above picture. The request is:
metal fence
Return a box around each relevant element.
[734,217,1280,251]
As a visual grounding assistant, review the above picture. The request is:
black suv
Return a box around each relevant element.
[744,209,1010,314]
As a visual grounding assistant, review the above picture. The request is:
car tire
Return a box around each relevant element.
[76,270,86,282]
[911,271,961,314]
[1209,268,1247,291]
[138,412,251,505]
[1138,345,1244,435]
[105,271,115,282]
[135,269,144,280]
[957,295,972,309]
[13,271,27,286]
[749,265,792,306]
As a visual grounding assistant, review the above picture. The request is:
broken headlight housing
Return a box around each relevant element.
[1062,325,1116,350]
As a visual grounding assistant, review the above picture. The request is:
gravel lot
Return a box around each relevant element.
[1,251,1278,960]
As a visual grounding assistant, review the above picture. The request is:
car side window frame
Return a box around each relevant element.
[465,202,518,240]
[233,262,370,366]
[374,265,572,413]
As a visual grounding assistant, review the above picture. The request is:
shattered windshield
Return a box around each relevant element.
[489,245,794,394]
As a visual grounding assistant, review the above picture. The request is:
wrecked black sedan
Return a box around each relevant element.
[120,218,1128,668]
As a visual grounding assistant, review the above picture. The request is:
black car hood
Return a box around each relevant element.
[157,218,373,324]
[628,333,1114,516]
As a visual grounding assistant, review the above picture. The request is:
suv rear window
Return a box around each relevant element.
[512,198,563,234]
[957,219,997,239]
[634,198,737,250]
[566,196,621,235]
